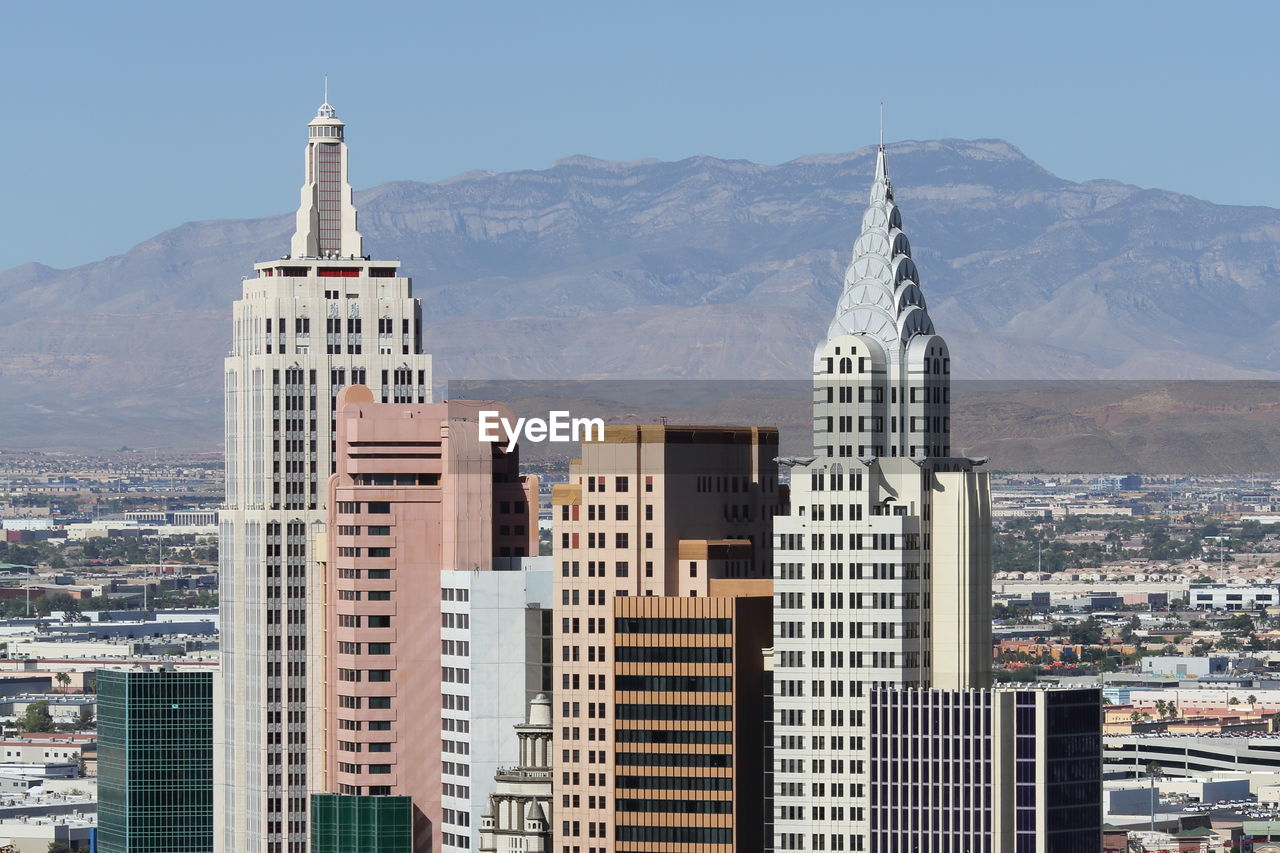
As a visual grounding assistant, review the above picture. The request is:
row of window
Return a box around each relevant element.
[613,645,732,663]
[615,675,732,692]
[615,774,732,790]
[336,589,392,601]
[336,547,392,558]
[338,740,392,752]
[337,762,391,774]
[614,618,733,634]
[615,704,732,722]
[585,476,647,493]
[336,569,390,579]
[337,642,392,655]
[336,525,391,536]
[615,728,733,744]
[337,669,392,682]
[337,718,391,731]
[337,695,392,709]
[615,752,732,768]
[335,501,391,514]
[616,798,732,814]
[337,615,392,628]
[560,560,652,579]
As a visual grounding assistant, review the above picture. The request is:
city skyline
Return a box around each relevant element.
[1,9,1274,847]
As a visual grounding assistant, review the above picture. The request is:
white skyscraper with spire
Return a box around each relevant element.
[770,142,995,851]
[218,95,432,853]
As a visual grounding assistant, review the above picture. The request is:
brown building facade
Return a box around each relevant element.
[551,425,780,853]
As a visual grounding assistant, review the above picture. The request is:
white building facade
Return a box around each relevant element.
[770,145,995,852]
[478,693,553,853]
[439,561,553,852]
[217,98,432,853]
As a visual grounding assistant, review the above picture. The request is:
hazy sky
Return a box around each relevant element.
[2,0,1273,271]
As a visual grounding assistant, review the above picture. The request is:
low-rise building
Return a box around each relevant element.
[0,814,96,852]
[1189,584,1280,610]
[1140,656,1231,678]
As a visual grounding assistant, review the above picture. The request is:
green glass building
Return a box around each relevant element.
[97,669,213,853]
[311,794,413,853]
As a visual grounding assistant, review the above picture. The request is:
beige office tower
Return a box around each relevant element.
[551,426,780,853]
[218,98,432,853]
[770,143,994,852]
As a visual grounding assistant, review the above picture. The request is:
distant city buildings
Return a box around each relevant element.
[1093,475,1143,492]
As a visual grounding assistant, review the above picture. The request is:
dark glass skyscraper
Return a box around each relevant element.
[98,669,213,853]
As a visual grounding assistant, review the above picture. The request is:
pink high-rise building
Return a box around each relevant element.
[323,386,539,852]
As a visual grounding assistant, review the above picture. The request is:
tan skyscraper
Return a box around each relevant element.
[218,98,432,853]
[551,425,779,853]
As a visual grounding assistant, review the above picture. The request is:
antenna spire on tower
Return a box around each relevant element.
[324,74,329,106]
[879,102,884,150]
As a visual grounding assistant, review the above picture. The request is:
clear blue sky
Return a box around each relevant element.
[2,0,1273,271]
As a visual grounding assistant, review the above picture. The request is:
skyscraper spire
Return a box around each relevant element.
[290,91,363,259]
[827,142,933,356]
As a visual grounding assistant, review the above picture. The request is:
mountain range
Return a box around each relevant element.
[3,138,1280,453]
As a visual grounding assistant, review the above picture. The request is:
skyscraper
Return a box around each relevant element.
[320,388,539,852]
[219,97,432,853]
[770,144,996,851]
[551,425,780,853]
[98,668,214,853]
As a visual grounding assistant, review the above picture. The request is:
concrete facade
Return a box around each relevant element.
[770,144,1098,851]
[551,425,779,853]
[217,99,433,853]
[321,388,538,853]
[439,563,552,852]
[478,694,553,853]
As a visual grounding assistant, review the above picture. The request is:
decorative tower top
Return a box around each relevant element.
[290,87,363,260]
[826,144,935,362]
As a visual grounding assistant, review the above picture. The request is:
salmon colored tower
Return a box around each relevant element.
[323,387,538,852]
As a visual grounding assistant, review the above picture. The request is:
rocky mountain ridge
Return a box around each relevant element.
[2,138,1279,452]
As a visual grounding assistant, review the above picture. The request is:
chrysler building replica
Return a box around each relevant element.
[218,97,431,853]
[770,144,995,851]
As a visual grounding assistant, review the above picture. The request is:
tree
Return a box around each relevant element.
[1069,618,1104,646]
[1222,613,1255,632]
[49,842,74,853]
[54,672,70,693]
[1248,695,1259,706]
[74,704,95,730]
[18,701,54,733]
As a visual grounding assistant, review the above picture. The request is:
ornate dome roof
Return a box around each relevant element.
[827,146,936,352]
